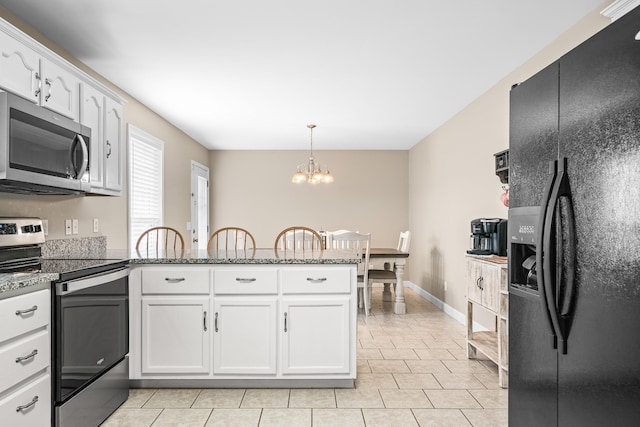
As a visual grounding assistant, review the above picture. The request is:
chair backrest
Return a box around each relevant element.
[324,229,354,249]
[274,226,323,257]
[208,227,256,258]
[136,226,185,256]
[397,230,411,252]
[330,231,371,283]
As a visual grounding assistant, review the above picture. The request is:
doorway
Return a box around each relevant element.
[190,161,210,250]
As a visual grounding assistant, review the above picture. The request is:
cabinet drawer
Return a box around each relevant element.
[281,268,351,294]
[0,330,49,393]
[0,374,50,427]
[142,269,210,294]
[214,269,278,294]
[0,290,50,344]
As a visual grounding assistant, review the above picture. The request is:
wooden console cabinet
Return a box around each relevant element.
[466,255,508,388]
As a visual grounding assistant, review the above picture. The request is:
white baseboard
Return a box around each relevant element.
[404,281,488,331]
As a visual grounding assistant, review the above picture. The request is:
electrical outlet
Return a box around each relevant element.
[93,218,99,233]
[444,281,448,291]
[65,219,72,235]
[72,219,79,235]
[42,219,48,236]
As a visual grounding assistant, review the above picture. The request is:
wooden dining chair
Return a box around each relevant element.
[135,226,185,257]
[208,227,256,258]
[330,231,372,316]
[368,230,411,296]
[274,226,323,257]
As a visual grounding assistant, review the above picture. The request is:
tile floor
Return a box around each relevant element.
[102,287,508,426]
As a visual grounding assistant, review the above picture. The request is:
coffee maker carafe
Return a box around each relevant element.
[467,218,508,256]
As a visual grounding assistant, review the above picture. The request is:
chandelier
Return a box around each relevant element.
[292,124,333,184]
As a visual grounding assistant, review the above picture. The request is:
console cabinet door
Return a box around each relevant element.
[212,297,277,375]
[281,297,350,374]
[141,296,210,374]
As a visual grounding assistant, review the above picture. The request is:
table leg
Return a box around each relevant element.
[393,262,406,314]
[382,284,393,302]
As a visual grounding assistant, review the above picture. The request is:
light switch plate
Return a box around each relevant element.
[72,219,78,235]
[42,219,48,236]
[93,218,99,233]
[65,219,72,235]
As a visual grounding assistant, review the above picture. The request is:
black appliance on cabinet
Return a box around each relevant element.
[467,218,508,256]
[508,7,640,426]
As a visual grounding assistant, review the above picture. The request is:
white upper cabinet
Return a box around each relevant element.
[104,98,123,192]
[80,84,105,189]
[0,30,40,102]
[0,31,79,120]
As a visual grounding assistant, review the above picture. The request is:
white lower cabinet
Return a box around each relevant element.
[0,289,51,427]
[141,296,210,374]
[213,297,277,375]
[130,264,356,384]
[281,297,351,374]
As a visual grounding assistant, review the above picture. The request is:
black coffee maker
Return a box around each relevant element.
[467,218,508,256]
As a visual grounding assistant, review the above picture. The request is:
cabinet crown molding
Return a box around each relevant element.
[601,0,640,21]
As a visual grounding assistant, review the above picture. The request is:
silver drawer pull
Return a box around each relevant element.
[236,277,257,283]
[15,305,38,316]
[16,396,38,412]
[306,277,327,282]
[15,349,38,363]
[165,277,186,282]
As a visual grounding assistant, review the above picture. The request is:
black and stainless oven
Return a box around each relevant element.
[48,260,129,427]
[0,218,130,427]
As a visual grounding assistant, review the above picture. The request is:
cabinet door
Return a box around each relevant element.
[141,296,210,374]
[104,97,123,191]
[281,297,350,374]
[40,58,79,120]
[0,31,40,103]
[80,84,104,189]
[466,260,484,305]
[213,297,277,375]
[479,263,499,312]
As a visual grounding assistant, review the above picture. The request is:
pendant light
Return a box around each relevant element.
[292,124,333,184]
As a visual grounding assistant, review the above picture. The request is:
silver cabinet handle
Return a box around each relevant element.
[476,276,484,290]
[214,312,218,332]
[203,311,207,332]
[15,349,38,363]
[16,396,38,412]
[165,277,185,282]
[284,312,288,332]
[15,305,38,316]
[306,277,327,282]
[235,277,256,283]
[106,141,112,158]
[34,72,41,97]
[44,78,52,101]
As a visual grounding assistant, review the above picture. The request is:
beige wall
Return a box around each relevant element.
[209,150,408,250]
[0,7,209,249]
[408,2,612,317]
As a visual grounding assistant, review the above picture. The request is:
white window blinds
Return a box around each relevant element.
[128,125,164,251]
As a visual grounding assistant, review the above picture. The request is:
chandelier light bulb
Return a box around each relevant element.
[291,124,333,184]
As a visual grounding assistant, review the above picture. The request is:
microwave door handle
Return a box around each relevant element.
[69,134,89,179]
[76,134,89,180]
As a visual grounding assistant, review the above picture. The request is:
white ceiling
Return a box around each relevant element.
[0,0,605,150]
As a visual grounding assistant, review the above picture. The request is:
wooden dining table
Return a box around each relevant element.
[368,248,410,314]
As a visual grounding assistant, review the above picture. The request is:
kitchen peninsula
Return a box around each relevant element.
[128,249,360,388]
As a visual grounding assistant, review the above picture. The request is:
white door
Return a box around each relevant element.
[213,297,277,375]
[0,31,40,103]
[191,161,210,250]
[141,296,210,374]
[40,58,79,120]
[281,297,351,374]
[80,84,104,189]
[104,98,123,191]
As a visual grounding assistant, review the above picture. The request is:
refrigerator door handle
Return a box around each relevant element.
[556,158,577,354]
[537,160,559,349]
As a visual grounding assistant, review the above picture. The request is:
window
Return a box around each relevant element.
[128,125,164,252]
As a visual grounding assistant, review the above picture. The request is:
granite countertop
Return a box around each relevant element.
[1,248,359,299]
[0,271,58,300]
[129,248,360,264]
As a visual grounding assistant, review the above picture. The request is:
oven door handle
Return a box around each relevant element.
[56,267,129,296]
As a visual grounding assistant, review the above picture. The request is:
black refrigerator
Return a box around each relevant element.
[508,6,640,427]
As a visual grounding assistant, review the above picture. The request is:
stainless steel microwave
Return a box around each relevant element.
[0,91,91,194]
